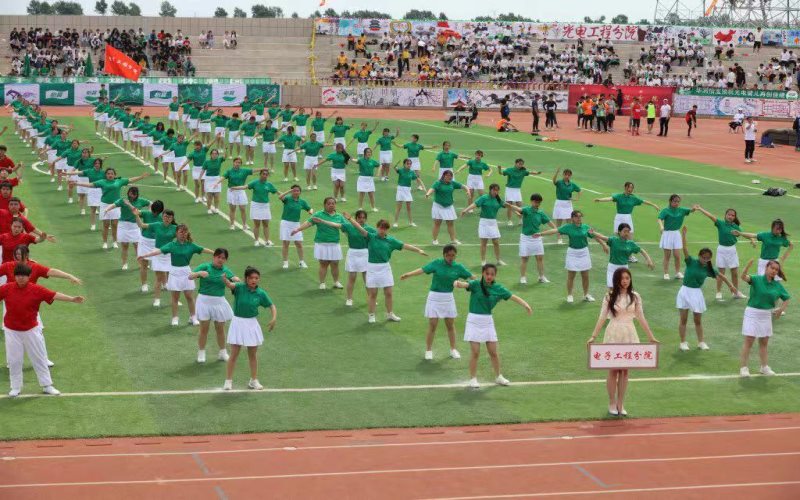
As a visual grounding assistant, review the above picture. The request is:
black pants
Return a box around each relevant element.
[745,140,755,159]
[607,113,615,128]
[546,111,556,128]
[532,111,539,131]
[659,117,670,136]
[687,121,694,136]
[597,116,607,132]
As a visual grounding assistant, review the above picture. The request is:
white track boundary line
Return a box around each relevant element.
[2,451,798,489]
[405,121,800,200]
[5,425,799,461]
[3,372,799,400]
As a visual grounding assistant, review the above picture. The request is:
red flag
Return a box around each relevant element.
[103,45,142,82]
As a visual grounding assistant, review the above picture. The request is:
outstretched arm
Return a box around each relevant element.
[510,295,532,314]
[342,213,369,236]
[594,197,613,203]
[642,199,660,211]
[129,172,150,183]
[402,243,427,256]
[399,268,424,280]
[640,248,655,269]
[53,293,85,303]
[290,221,314,235]
[680,226,690,259]
[693,204,717,223]
[47,268,82,285]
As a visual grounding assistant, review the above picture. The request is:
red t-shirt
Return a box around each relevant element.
[0,157,15,173]
[631,104,643,119]
[0,178,19,188]
[0,260,49,284]
[0,210,34,234]
[0,232,37,262]
[0,282,56,331]
[685,110,696,123]
[0,195,25,212]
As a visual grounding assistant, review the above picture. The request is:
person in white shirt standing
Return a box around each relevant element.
[657,99,672,137]
[744,117,758,163]
[753,27,763,54]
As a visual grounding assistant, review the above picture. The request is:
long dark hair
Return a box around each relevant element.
[608,267,637,317]
[488,183,504,206]
[765,260,788,281]
[480,263,497,297]
[150,200,164,216]
[725,208,740,226]
[698,248,714,275]
[772,219,788,237]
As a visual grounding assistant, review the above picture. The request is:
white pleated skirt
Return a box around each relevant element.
[741,306,773,338]
[432,203,456,221]
[379,150,392,164]
[100,202,120,221]
[464,312,497,342]
[314,242,342,261]
[152,253,171,272]
[204,176,221,193]
[280,220,302,241]
[552,199,573,220]
[117,221,141,243]
[660,230,682,250]
[196,294,234,322]
[87,188,102,207]
[613,213,634,234]
[716,245,739,269]
[345,248,368,273]
[331,169,346,182]
[396,186,413,202]
[227,189,248,206]
[505,187,522,203]
[357,176,375,193]
[478,218,501,239]
[166,265,195,292]
[519,234,544,257]
[282,150,297,163]
[227,316,263,347]
[466,174,484,190]
[250,202,272,221]
[303,155,318,170]
[565,247,592,272]
[366,262,394,288]
[137,237,156,258]
[425,291,457,319]
[676,285,706,313]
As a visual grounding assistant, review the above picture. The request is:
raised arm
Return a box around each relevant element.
[552,167,560,184]
[680,225,690,259]
[740,258,755,284]
[128,172,150,183]
[402,243,427,256]
[342,213,369,236]
[221,274,237,291]
[693,204,717,223]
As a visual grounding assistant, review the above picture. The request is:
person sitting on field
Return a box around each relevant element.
[496,118,519,133]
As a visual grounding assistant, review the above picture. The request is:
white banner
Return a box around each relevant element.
[674,93,800,118]
[447,89,569,110]
[143,83,178,106]
[320,87,443,107]
[588,343,659,369]
[73,82,101,105]
[212,83,246,107]
[4,84,39,104]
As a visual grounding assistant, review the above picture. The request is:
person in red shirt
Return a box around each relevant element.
[0,183,25,212]
[630,98,643,136]
[0,219,53,262]
[0,145,16,173]
[0,205,34,234]
[1,262,84,397]
[0,167,21,189]
[686,105,698,138]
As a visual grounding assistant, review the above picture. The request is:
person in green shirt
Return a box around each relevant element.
[498,158,542,226]
[461,184,511,266]
[425,170,471,246]
[67,157,105,230]
[225,112,243,158]
[228,169,278,246]
[212,157,267,231]
[237,116,259,166]
[402,133,437,176]
[454,263,532,389]
[176,140,212,203]
[315,142,350,202]
[257,119,279,171]
[738,258,791,377]
[197,104,215,144]
[189,248,239,364]
[592,223,654,289]
[62,146,95,210]
[432,141,463,178]
[346,121,378,157]
[212,108,229,142]
[551,167,582,239]
[104,186,150,271]
[400,244,477,360]
[594,182,660,239]
[375,127,400,181]
[221,267,278,391]
[292,106,313,139]
[167,134,192,192]
[354,148,380,212]
[126,199,165,293]
[329,116,352,152]
[658,194,695,280]
[735,219,794,278]
[536,210,609,303]
[134,207,176,307]
[240,96,253,120]
[291,197,346,289]
[289,133,327,191]
[266,125,303,183]
[278,185,313,269]
[508,193,557,284]
[455,150,491,207]
[279,105,296,132]
[51,138,83,199]
[392,158,426,228]
[168,96,180,130]
[94,97,108,133]
[694,205,751,301]
[199,149,227,215]
[310,110,337,144]
[267,102,282,129]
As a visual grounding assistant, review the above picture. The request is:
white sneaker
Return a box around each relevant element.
[207,209,214,215]
[740,367,750,377]
[190,316,200,326]
[153,299,161,307]
[171,317,179,326]
[386,312,401,322]
[538,276,551,284]
[495,375,510,386]
[557,238,564,245]
[733,291,747,299]
[197,350,206,363]
[299,261,308,269]
[715,292,723,301]
[141,284,149,293]
[42,385,61,396]
[80,209,86,215]
[282,261,289,269]
[453,240,462,245]
[254,240,261,247]
[283,178,289,182]
[90,224,96,231]
[333,282,344,289]
[248,379,264,390]
[50,177,55,183]
[57,185,63,191]
[368,314,376,324]
[392,222,398,228]
[223,379,233,390]
[112,242,119,249]
[628,255,638,263]
[679,342,690,351]
[432,239,439,245]
[345,299,353,306]
[313,185,319,190]
[102,242,108,250]
[46,359,55,367]
[417,186,424,191]
[663,274,670,280]
[481,261,487,267]
[319,283,327,290]
[450,349,461,360]
[566,295,574,303]
[584,294,596,302]
[372,208,379,212]
[293,177,299,182]
[121,263,128,271]
[760,366,776,376]
[424,350,433,360]
[410,222,417,227]
[675,272,684,280]
[507,220,514,226]
[497,260,507,266]
[698,342,710,351]
[8,389,20,397]
[218,350,229,361]
[468,378,480,389]
[230,224,236,230]
[519,276,528,284]
[340,197,346,202]
[266,240,274,246]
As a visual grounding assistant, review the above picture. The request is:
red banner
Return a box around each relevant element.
[103,45,142,82]
[567,84,676,115]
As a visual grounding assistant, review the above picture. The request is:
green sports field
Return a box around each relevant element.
[1,116,799,441]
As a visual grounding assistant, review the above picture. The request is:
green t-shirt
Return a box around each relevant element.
[432,180,463,208]
[403,142,424,158]
[396,167,418,187]
[300,141,323,157]
[311,117,326,132]
[93,178,130,204]
[232,282,273,319]
[611,193,643,215]
[65,148,83,167]
[436,151,459,170]
[757,231,790,260]
[53,139,71,156]
[746,274,791,310]
[82,166,105,183]
[168,102,179,112]
[608,236,641,265]
[171,141,189,157]
[353,129,372,143]
[181,102,193,113]
[326,152,347,170]
[331,124,351,138]
[659,206,692,231]
[198,110,213,121]
[247,179,277,203]
[466,279,512,315]
[467,159,490,176]
[502,167,530,189]
[280,109,295,122]
[213,114,228,128]
[159,240,203,267]
[226,118,242,131]
[187,107,200,120]
[423,258,472,293]
[357,158,379,177]
[268,107,280,119]
[555,179,581,201]
[682,257,717,289]
[475,194,503,220]
[203,157,224,177]
[223,167,253,187]
[240,100,252,113]
[261,127,278,142]
[715,219,741,247]
[293,114,310,126]
[366,233,404,264]
[521,206,551,236]
[557,223,594,249]
[193,262,234,297]
[376,135,394,151]
[159,136,175,149]
[240,121,258,137]
[280,196,311,222]
[152,222,177,247]
[341,222,375,250]
[139,210,160,239]
[114,197,150,224]
[252,103,264,115]
[279,134,302,150]
[189,147,208,167]
[310,211,346,243]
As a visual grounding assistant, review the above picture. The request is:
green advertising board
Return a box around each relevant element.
[39,83,74,106]
[109,83,145,105]
[246,84,281,103]
[178,84,213,105]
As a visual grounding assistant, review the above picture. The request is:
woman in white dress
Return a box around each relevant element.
[587,267,659,416]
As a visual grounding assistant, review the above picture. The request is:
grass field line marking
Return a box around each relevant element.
[3,372,799,400]
[4,425,800,461]
[2,451,798,488]
[420,480,800,499]
[405,121,800,200]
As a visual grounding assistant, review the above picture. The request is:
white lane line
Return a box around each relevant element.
[405,121,800,200]
[5,425,799,461]
[421,480,800,500]
[2,451,799,488]
[3,372,799,400]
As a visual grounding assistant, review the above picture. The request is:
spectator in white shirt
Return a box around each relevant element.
[743,117,757,162]
[658,100,672,137]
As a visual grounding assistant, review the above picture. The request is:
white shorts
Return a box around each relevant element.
[167,265,195,292]
[379,151,393,164]
[55,158,68,171]
[357,176,375,193]
[99,113,109,122]
[660,230,682,250]
[141,136,153,147]
[478,218,501,239]
[271,120,280,130]
[607,263,629,288]
[227,316,263,347]
[464,312,497,342]
[168,111,178,121]
[345,248,368,273]
[250,202,272,221]
[553,199,574,220]
[227,189,248,206]
[228,131,241,144]
[716,245,739,269]
[519,234,544,257]
[255,115,265,123]
[93,112,101,120]
[742,306,773,338]
[366,262,394,288]
[46,150,57,163]
[296,126,307,137]
[192,166,204,180]
[263,143,277,154]
[565,247,592,272]
[676,285,706,313]
[613,213,634,234]
[432,202,456,221]
[87,188,102,207]
[188,119,198,130]
[204,176,221,193]
[116,221,141,243]
[173,157,188,172]
[505,187,522,203]
[100,202,120,221]
[314,131,325,142]
[123,128,135,141]
[425,291,457,318]
[282,150,297,163]
[36,136,45,148]
[466,174,485,190]
[314,242,342,261]
[331,170,346,182]
[181,114,189,123]
[137,237,155,259]
[280,220,302,242]
[76,176,90,195]
[113,122,124,131]
[162,150,175,164]
[333,137,347,148]
[357,142,369,156]
[152,253,171,272]
[198,122,211,133]
[396,186,413,202]
[196,294,234,323]
[303,155,318,170]
[215,127,226,138]
[243,136,257,148]
[409,158,421,171]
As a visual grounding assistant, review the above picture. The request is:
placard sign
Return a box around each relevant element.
[588,343,659,370]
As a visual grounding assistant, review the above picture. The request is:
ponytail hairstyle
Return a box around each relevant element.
[607,267,636,317]
[176,223,193,242]
[725,208,740,226]
[766,260,788,282]
[772,218,788,237]
[488,183,504,205]
[698,247,714,275]
[163,209,177,225]
[244,266,260,279]
[150,200,164,216]
[13,244,30,263]
[480,263,497,297]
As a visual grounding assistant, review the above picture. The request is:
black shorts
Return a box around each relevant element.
[754,41,762,49]
[632,118,641,127]
[647,117,655,124]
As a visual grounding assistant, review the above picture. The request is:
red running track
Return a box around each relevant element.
[1,413,799,499]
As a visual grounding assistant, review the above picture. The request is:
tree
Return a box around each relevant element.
[310,10,321,18]
[473,16,494,22]
[497,13,532,22]
[583,15,606,23]
[637,18,651,25]
[291,12,298,18]
[110,0,128,15]
[611,14,629,24]
[348,10,390,18]
[159,1,176,16]
[214,7,227,17]
[95,0,107,14]
[52,1,82,14]
[233,7,246,17]
[251,4,283,18]
[27,0,54,14]
[403,9,436,20]
[127,2,140,15]
[438,12,448,20]
[323,8,337,17]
